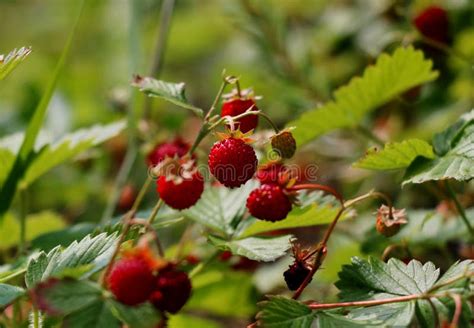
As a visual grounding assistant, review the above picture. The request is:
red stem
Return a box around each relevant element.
[288,184,344,206]
[308,294,420,310]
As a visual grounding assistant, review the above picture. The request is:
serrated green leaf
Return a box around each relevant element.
[0,283,25,307]
[26,232,118,288]
[353,139,434,170]
[32,279,101,315]
[316,303,415,328]
[108,300,160,328]
[404,110,474,184]
[288,46,438,146]
[22,121,125,186]
[208,235,292,262]
[131,75,203,116]
[239,191,347,238]
[64,300,120,328]
[0,47,31,80]
[336,257,440,301]
[184,180,259,236]
[256,296,314,328]
[0,2,85,219]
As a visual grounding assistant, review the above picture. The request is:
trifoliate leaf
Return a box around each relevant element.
[288,46,438,146]
[132,75,203,116]
[208,235,292,262]
[353,139,434,170]
[25,232,118,288]
[404,110,474,184]
[64,300,120,328]
[0,47,31,80]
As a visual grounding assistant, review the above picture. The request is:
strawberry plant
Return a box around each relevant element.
[0,1,473,327]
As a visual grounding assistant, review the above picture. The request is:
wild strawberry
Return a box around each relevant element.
[157,172,204,210]
[284,262,311,291]
[149,265,192,314]
[155,157,204,210]
[107,258,155,306]
[208,137,258,188]
[256,162,285,185]
[246,184,292,221]
[221,89,259,133]
[413,6,450,44]
[271,130,297,159]
[375,205,408,237]
[147,137,190,167]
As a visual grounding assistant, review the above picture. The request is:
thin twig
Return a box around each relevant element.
[445,181,474,238]
[449,294,462,328]
[308,294,420,310]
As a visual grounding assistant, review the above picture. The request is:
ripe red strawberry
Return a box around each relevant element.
[107,258,155,306]
[271,130,297,159]
[246,184,292,221]
[147,137,190,166]
[221,98,259,133]
[256,162,285,185]
[413,6,450,44]
[284,261,311,291]
[118,184,136,211]
[149,266,192,314]
[208,137,258,188]
[157,171,204,210]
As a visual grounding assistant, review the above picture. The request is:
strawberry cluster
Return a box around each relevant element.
[148,86,298,223]
[107,250,192,314]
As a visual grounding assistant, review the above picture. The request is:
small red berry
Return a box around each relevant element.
[256,162,285,185]
[157,171,204,210]
[413,6,449,44]
[107,258,155,306]
[284,262,311,291]
[149,266,192,314]
[219,250,233,261]
[147,138,190,166]
[271,131,297,159]
[208,137,258,188]
[221,98,259,133]
[246,184,292,221]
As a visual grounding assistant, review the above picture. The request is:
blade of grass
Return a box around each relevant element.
[0,0,86,218]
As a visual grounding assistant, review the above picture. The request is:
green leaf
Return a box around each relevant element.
[0,2,85,218]
[0,148,14,187]
[288,46,438,146]
[64,300,120,328]
[22,121,125,186]
[346,302,415,327]
[353,139,434,170]
[0,211,66,250]
[25,232,118,288]
[0,283,25,307]
[256,296,314,328]
[188,270,256,317]
[208,235,292,262]
[239,191,348,238]
[184,180,259,236]
[32,279,101,315]
[131,75,203,116]
[404,110,474,184]
[336,257,474,327]
[0,47,31,80]
[108,300,160,328]
[336,257,440,301]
